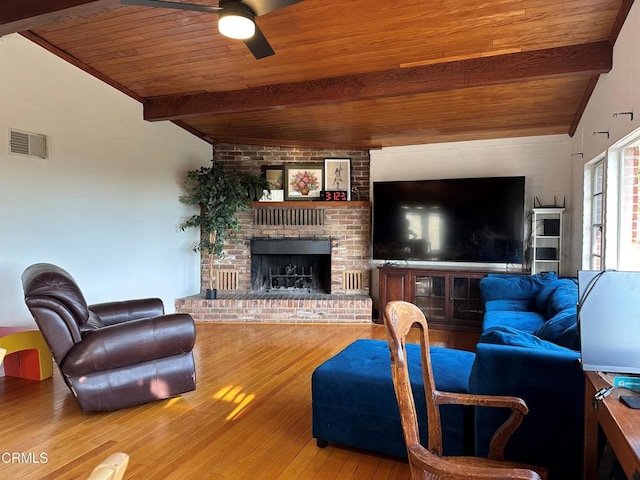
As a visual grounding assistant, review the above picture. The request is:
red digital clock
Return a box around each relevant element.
[320,190,348,201]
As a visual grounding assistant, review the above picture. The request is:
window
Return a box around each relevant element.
[583,131,640,271]
[618,143,640,267]
[587,159,604,269]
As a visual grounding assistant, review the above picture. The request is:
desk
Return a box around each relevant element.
[584,371,640,480]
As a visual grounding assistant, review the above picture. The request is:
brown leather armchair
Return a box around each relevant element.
[22,263,196,412]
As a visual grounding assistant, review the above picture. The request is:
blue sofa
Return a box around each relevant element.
[469,272,583,480]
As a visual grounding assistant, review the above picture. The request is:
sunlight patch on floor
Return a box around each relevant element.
[213,385,256,420]
[163,397,184,409]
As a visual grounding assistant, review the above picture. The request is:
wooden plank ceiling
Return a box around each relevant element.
[0,0,633,149]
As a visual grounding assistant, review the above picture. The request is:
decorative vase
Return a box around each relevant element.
[300,186,310,195]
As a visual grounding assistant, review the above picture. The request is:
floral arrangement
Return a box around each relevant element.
[290,170,320,194]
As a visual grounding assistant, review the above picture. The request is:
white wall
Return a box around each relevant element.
[568,1,640,273]
[0,34,212,327]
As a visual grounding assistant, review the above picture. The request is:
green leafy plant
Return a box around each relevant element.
[179,160,268,292]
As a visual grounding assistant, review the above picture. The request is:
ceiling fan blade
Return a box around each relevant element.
[121,0,222,14]
[244,24,275,59]
[241,0,303,17]
[122,0,287,59]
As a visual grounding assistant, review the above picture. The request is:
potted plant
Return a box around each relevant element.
[179,159,267,299]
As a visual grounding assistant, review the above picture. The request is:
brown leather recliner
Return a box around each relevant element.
[22,263,196,412]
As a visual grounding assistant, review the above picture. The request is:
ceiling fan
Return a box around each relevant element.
[121,0,303,59]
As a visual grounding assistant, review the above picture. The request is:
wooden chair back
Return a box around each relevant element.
[383,300,545,480]
[384,300,444,456]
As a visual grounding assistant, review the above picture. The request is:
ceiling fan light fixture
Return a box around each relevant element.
[218,8,256,40]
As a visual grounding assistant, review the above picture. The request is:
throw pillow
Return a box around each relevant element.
[480,325,568,352]
[535,281,559,311]
[535,278,577,315]
[479,272,557,301]
[534,308,577,344]
[545,280,578,319]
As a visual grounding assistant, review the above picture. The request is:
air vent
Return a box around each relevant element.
[343,270,365,291]
[9,129,47,159]
[216,269,239,291]
[253,207,325,226]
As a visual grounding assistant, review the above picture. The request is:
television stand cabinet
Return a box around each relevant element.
[378,265,496,332]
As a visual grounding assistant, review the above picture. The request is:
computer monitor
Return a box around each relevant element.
[578,270,640,374]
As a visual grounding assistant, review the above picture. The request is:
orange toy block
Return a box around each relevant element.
[0,327,53,381]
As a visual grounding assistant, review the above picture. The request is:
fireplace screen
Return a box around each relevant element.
[251,238,331,294]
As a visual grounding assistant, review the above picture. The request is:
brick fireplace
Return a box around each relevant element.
[175,144,373,323]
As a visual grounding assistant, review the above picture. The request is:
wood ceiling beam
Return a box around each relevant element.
[0,0,121,36]
[143,42,613,122]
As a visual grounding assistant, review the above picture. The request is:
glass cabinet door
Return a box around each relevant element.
[414,275,446,321]
[451,276,483,323]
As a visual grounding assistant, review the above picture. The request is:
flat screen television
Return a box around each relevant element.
[372,176,525,263]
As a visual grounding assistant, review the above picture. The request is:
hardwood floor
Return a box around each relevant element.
[0,323,479,479]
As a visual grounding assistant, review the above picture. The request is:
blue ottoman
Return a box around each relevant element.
[311,338,476,458]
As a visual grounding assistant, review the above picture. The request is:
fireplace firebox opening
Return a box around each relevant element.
[251,238,332,294]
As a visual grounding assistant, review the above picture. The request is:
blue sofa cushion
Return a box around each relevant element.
[480,326,570,352]
[484,299,535,312]
[480,272,557,301]
[535,278,578,318]
[546,281,578,319]
[483,310,545,333]
[534,281,558,310]
[534,308,577,345]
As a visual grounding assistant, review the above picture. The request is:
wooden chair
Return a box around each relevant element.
[86,452,129,480]
[383,301,548,480]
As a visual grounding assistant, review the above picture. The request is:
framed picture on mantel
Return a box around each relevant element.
[324,158,351,200]
[284,164,323,200]
[262,165,283,190]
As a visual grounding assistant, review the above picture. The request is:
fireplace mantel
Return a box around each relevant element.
[252,201,370,208]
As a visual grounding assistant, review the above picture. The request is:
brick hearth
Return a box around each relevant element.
[176,292,372,323]
[175,144,373,323]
